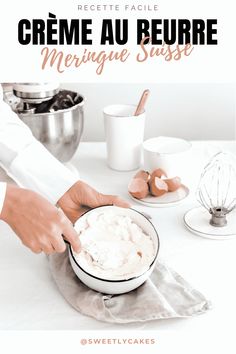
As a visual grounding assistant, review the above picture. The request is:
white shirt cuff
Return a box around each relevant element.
[8,141,78,204]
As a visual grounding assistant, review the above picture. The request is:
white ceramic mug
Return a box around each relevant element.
[143,136,192,185]
[104,104,145,171]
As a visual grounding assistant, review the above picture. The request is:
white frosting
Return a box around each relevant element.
[73,211,155,280]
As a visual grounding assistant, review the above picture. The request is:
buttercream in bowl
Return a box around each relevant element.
[73,211,155,280]
[68,206,159,294]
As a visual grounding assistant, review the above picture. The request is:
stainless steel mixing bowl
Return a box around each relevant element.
[17,95,85,163]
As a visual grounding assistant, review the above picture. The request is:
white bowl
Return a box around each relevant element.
[68,206,160,295]
[143,136,192,184]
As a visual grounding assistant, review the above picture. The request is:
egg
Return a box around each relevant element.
[149,176,168,197]
[164,177,182,192]
[150,168,167,179]
[134,170,150,182]
[128,178,149,199]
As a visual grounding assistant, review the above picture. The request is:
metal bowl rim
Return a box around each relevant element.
[17,94,85,117]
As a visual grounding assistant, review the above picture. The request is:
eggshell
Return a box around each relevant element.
[150,168,167,179]
[149,176,168,197]
[128,178,149,199]
[134,170,150,182]
[164,177,182,192]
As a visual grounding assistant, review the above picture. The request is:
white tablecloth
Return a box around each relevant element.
[0,141,236,330]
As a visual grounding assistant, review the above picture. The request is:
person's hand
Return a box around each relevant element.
[0,184,81,254]
[57,180,130,223]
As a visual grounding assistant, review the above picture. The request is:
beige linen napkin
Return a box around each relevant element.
[48,250,211,323]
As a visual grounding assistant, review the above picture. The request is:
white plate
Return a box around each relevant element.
[184,207,236,240]
[129,184,189,208]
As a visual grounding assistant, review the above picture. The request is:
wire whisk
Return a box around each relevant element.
[196,152,236,227]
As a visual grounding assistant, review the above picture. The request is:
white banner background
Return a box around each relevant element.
[0,0,235,82]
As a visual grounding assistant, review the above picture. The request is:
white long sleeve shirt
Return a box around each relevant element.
[0,85,78,214]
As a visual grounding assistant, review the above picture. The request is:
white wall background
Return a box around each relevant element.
[62,83,235,141]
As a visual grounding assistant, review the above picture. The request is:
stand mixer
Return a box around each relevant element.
[4,83,85,169]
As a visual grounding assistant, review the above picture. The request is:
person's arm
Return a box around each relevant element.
[0,86,129,255]
[0,182,81,254]
[0,85,77,204]
[0,85,130,229]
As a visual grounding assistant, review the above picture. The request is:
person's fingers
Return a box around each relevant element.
[40,240,55,254]
[62,220,81,253]
[97,193,130,208]
[42,246,55,254]
[51,235,67,253]
[110,196,131,208]
[30,245,42,254]
[22,238,42,254]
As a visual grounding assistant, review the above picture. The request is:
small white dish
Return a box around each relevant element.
[129,184,189,208]
[184,207,236,240]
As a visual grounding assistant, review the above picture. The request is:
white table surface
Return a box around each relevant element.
[0,141,236,331]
